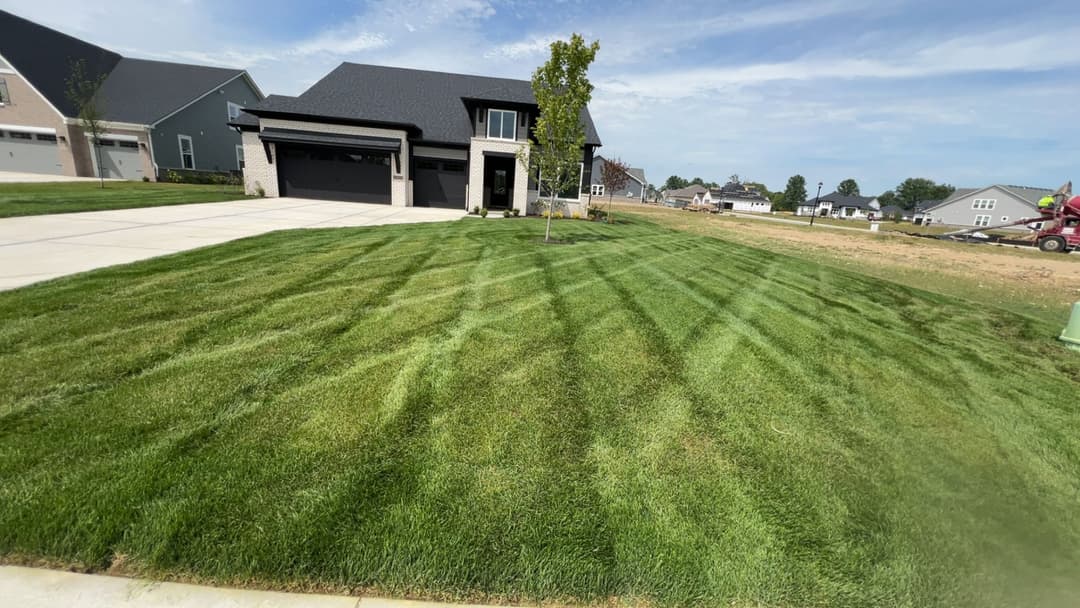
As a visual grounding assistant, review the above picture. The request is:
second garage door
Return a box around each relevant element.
[277,144,392,203]
[413,158,467,209]
[94,139,144,180]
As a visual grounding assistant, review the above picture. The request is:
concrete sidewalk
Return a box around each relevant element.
[0,198,466,290]
[0,566,494,608]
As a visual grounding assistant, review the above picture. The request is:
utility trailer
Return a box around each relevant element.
[938,195,1080,253]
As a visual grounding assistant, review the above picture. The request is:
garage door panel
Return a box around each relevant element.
[95,140,143,180]
[0,132,62,175]
[278,145,392,204]
[413,158,467,209]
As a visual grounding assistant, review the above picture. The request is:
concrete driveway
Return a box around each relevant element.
[0,197,466,290]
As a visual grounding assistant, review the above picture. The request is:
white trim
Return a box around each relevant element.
[0,123,56,135]
[151,73,249,127]
[973,214,991,227]
[0,68,14,75]
[227,101,243,122]
[235,144,244,170]
[591,184,605,196]
[0,52,65,120]
[63,118,151,130]
[84,132,139,142]
[972,198,996,210]
[177,134,195,170]
[486,109,517,141]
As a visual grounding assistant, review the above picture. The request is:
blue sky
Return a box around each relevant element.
[6,0,1080,194]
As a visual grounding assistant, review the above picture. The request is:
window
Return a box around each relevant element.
[0,78,9,104]
[35,134,57,143]
[178,135,195,169]
[9,131,32,140]
[973,215,991,227]
[236,144,244,170]
[486,109,516,140]
[227,101,242,121]
[118,140,139,149]
[591,184,604,196]
[972,198,996,210]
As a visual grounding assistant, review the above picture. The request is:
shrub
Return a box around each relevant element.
[472,206,481,215]
[480,208,488,218]
[554,211,564,220]
[541,210,550,218]
[255,183,266,198]
[503,209,511,218]
[141,176,150,183]
[572,211,581,220]
[512,208,520,217]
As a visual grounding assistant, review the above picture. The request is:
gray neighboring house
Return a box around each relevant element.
[590,155,647,202]
[232,63,602,214]
[922,185,1052,231]
[0,10,263,179]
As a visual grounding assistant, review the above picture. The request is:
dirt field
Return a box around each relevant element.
[619,204,1080,324]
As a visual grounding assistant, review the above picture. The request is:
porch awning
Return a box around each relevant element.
[258,128,401,152]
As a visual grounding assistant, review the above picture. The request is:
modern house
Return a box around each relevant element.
[590,155,647,203]
[663,184,707,206]
[921,185,1052,231]
[232,63,602,214]
[796,192,879,219]
[0,10,263,180]
[699,181,772,213]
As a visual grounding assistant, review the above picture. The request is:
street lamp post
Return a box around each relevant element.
[809,182,823,226]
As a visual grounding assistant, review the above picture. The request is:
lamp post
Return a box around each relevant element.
[809,181,823,226]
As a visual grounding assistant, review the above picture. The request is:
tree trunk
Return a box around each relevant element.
[608,192,614,224]
[545,193,555,242]
[95,141,104,189]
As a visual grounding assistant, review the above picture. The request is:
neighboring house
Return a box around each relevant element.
[921,185,1052,232]
[0,10,263,180]
[796,192,879,219]
[880,205,909,220]
[911,201,941,225]
[589,155,648,203]
[701,181,772,213]
[664,184,707,205]
[232,63,601,214]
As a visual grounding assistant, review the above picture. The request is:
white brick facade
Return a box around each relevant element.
[467,137,530,214]
[241,131,277,197]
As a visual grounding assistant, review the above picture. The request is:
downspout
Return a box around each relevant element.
[146,126,159,180]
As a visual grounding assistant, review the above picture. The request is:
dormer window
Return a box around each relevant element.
[487,109,516,140]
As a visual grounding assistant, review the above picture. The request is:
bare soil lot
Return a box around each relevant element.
[621,204,1080,324]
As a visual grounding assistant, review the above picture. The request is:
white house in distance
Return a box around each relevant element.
[921,185,1053,232]
[696,181,772,213]
[796,192,879,219]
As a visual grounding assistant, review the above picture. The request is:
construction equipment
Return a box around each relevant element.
[938,189,1080,253]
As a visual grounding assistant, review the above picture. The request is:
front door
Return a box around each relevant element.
[483,154,515,209]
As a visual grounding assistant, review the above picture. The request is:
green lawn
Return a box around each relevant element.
[0,181,251,217]
[1,217,1078,607]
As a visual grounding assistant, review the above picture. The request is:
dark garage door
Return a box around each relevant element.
[277,144,392,203]
[413,158,467,209]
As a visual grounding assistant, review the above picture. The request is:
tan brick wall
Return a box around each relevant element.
[0,71,76,176]
[468,137,529,214]
[257,118,410,206]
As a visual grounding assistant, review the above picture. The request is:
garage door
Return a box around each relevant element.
[413,158,467,209]
[0,130,62,174]
[95,139,143,180]
[277,144,392,203]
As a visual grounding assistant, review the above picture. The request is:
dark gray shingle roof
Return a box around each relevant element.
[96,58,244,124]
[818,192,878,209]
[245,63,601,146]
[0,9,121,117]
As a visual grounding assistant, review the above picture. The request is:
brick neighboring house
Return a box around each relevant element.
[0,10,263,180]
[232,63,602,214]
[589,155,647,203]
[920,185,1052,232]
[796,192,880,219]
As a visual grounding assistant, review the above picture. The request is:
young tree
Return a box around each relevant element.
[878,190,897,208]
[728,174,741,184]
[599,156,630,224]
[895,178,955,209]
[837,178,860,196]
[663,175,689,191]
[66,59,108,189]
[518,34,600,242]
[783,174,808,211]
[690,177,706,186]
